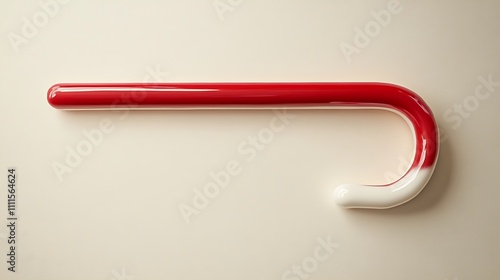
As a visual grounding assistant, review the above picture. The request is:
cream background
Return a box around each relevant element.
[0,0,499,279]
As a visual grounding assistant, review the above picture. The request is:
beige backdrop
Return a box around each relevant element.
[1,0,499,279]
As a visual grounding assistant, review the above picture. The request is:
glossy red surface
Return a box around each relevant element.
[47,83,439,169]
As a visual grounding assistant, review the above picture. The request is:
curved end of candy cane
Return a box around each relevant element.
[334,166,436,209]
[333,84,439,209]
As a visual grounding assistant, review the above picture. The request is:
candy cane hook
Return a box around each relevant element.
[47,83,439,209]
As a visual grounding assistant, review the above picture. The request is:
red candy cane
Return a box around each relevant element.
[47,83,439,209]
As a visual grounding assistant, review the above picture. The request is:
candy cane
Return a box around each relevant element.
[47,83,439,209]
